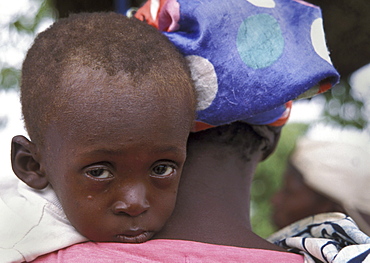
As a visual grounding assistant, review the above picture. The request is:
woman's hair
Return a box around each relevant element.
[21,12,195,145]
[189,122,281,161]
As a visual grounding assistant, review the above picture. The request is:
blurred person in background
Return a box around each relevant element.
[272,136,370,236]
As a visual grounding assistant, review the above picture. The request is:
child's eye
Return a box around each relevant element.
[86,168,113,179]
[151,164,175,177]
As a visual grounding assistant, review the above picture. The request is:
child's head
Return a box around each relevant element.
[12,12,195,243]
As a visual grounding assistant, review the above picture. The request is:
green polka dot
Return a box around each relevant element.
[237,13,284,69]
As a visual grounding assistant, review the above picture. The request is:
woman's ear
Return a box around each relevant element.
[11,135,48,189]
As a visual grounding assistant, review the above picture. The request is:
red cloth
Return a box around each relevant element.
[34,239,303,262]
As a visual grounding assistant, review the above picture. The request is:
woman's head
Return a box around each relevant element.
[189,122,281,161]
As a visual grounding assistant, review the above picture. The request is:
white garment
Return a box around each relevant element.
[0,177,87,263]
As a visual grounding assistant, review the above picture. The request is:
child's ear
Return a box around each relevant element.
[11,135,48,189]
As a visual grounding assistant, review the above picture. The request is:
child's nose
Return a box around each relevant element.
[111,184,150,217]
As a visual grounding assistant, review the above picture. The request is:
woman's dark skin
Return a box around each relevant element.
[154,123,285,252]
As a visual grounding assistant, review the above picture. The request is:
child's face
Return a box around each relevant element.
[39,71,193,243]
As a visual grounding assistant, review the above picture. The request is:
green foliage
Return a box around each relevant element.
[12,0,55,33]
[322,79,367,129]
[0,68,21,90]
[251,123,309,238]
[1,0,55,90]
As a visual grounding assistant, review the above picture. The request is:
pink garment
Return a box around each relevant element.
[33,239,304,262]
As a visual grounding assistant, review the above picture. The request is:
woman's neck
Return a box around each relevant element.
[155,140,283,251]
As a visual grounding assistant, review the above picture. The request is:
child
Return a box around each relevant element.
[0,12,195,262]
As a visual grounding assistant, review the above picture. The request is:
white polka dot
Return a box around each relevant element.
[245,0,275,8]
[311,18,332,64]
[186,55,218,111]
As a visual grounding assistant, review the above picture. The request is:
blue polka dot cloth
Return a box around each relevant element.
[135,0,340,130]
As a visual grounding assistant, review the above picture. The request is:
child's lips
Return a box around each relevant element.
[115,230,154,243]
